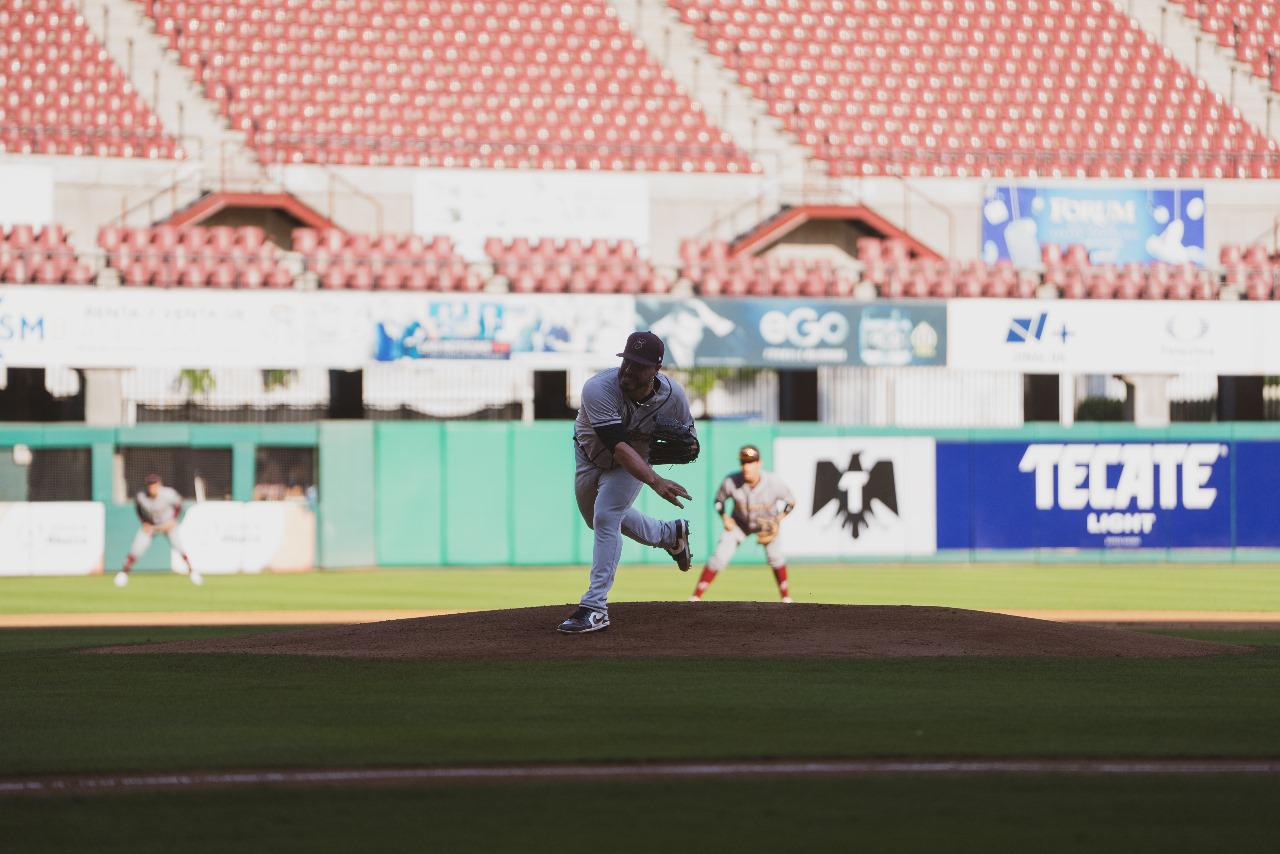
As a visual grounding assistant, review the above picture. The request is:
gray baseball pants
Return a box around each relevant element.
[128,524,187,559]
[575,448,676,614]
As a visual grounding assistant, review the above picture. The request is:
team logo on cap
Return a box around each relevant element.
[634,341,643,349]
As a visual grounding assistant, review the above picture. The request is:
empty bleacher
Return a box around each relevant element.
[0,0,178,158]
[293,227,480,290]
[486,236,669,294]
[1170,0,1280,91]
[98,224,293,287]
[0,223,93,284]
[668,0,1280,177]
[143,0,754,172]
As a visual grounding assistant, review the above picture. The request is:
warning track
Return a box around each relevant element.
[3,759,1278,797]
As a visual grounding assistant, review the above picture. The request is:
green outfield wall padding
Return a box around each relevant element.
[318,421,375,568]
[104,505,173,572]
[90,442,114,502]
[443,423,512,564]
[231,442,255,502]
[374,422,444,566]
[511,424,578,565]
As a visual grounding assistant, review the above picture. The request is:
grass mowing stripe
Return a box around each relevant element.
[2,628,1278,776]
[3,564,1280,614]
[3,776,1278,854]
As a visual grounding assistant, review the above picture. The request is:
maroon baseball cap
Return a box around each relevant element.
[617,331,664,367]
[144,473,161,485]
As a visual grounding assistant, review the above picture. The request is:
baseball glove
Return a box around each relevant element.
[756,518,779,545]
[648,416,700,465]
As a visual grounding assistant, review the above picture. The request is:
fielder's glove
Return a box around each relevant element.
[648,416,700,465]
[756,518,779,545]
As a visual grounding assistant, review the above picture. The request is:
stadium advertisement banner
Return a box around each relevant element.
[363,293,634,364]
[947,299,1272,374]
[0,287,310,368]
[0,502,104,576]
[636,297,946,368]
[772,437,937,557]
[173,502,316,574]
[936,442,1233,550]
[981,184,1205,267]
[0,288,634,369]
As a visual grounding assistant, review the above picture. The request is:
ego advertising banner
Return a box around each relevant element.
[981,184,1205,268]
[936,441,1234,550]
[773,437,937,557]
[637,297,946,369]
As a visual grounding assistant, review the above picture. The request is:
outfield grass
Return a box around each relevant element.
[5,775,1278,854]
[3,564,1279,613]
[3,628,1278,776]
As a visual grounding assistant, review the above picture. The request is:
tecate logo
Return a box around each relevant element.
[1019,443,1224,512]
[759,308,849,348]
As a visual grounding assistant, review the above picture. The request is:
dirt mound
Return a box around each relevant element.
[90,603,1250,660]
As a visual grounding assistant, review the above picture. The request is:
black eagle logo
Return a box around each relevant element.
[812,454,898,539]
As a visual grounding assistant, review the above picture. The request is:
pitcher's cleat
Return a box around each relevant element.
[113,571,129,588]
[688,596,700,603]
[666,519,691,572]
[782,596,793,604]
[189,570,204,586]
[557,606,609,634]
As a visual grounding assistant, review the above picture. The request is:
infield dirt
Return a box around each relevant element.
[90,603,1251,659]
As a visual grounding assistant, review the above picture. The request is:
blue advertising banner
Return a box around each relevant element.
[938,441,1234,550]
[635,297,947,369]
[1233,441,1280,548]
[981,185,1206,267]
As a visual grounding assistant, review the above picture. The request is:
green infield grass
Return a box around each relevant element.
[2,563,1279,614]
[2,628,1278,776]
[4,775,1278,854]
[3,627,1278,854]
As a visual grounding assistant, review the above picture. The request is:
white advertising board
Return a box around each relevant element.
[948,299,1276,374]
[772,437,936,557]
[0,287,634,370]
[0,502,104,576]
[172,501,315,574]
[413,168,650,260]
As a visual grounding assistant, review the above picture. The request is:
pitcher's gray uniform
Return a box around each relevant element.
[708,471,796,570]
[573,368,694,613]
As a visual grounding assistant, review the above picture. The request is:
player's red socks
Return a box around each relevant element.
[121,555,136,573]
[772,565,790,599]
[691,566,718,600]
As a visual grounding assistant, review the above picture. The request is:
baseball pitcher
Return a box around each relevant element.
[559,331,699,634]
[690,444,796,602]
[114,473,202,587]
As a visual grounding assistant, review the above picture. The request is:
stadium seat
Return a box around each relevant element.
[142,0,753,172]
[0,0,178,159]
[666,0,1279,177]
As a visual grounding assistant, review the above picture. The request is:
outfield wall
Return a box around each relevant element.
[3,421,1280,572]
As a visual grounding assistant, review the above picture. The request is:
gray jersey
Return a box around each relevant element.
[574,368,695,470]
[715,470,795,532]
[136,486,183,526]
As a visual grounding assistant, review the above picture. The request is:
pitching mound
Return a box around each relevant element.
[91,603,1249,660]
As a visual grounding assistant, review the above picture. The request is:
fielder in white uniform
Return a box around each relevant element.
[690,444,796,602]
[114,473,202,587]
[558,331,695,634]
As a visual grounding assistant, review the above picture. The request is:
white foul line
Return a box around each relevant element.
[3,759,1279,796]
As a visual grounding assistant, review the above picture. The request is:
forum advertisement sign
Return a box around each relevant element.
[981,184,1205,268]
